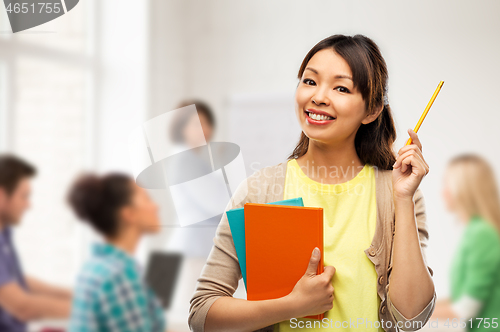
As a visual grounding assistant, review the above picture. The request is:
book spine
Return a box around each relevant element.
[305,210,325,320]
[318,209,325,320]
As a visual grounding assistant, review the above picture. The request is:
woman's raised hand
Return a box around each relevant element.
[285,247,335,318]
[392,128,430,201]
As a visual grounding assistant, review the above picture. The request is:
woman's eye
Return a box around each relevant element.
[302,78,316,86]
[335,86,350,93]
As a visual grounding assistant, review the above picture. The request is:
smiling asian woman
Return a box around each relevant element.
[189,34,436,332]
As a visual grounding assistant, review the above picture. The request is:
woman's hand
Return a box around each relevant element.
[285,247,335,318]
[204,247,334,332]
[392,128,430,201]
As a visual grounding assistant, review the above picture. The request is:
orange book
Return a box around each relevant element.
[244,203,324,320]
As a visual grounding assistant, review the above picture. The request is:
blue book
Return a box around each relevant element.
[226,197,304,290]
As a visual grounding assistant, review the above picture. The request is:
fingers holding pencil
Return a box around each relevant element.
[407,128,423,152]
[394,129,429,175]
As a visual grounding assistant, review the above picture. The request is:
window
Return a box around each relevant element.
[0,0,95,286]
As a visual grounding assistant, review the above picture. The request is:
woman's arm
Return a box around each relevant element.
[388,129,436,329]
[388,189,435,320]
[188,177,253,332]
[204,290,297,331]
[203,248,335,332]
[432,298,459,319]
[451,296,482,320]
[432,296,482,320]
[188,173,335,332]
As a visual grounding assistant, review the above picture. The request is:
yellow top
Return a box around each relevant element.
[276,158,383,331]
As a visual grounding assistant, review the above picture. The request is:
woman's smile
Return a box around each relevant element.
[304,108,336,125]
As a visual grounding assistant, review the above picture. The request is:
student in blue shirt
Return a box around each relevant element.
[67,172,166,332]
[0,154,72,332]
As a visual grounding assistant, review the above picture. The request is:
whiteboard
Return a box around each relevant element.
[227,91,302,176]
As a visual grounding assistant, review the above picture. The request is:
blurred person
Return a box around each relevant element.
[0,154,72,332]
[432,154,500,331]
[67,173,167,332]
[165,99,218,258]
[189,34,435,332]
[164,100,229,325]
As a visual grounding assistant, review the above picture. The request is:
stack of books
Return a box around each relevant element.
[226,198,324,320]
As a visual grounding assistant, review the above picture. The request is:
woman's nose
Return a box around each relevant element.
[312,88,330,106]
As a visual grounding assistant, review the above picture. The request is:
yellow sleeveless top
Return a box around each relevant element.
[276,159,383,331]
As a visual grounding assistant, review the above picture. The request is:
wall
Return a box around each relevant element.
[148,0,500,300]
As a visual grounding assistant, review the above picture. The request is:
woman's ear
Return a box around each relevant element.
[361,104,384,125]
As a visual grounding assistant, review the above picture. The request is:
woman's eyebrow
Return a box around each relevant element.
[305,67,319,74]
[305,67,352,81]
[335,74,353,81]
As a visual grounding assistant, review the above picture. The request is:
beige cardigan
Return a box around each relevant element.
[188,160,436,332]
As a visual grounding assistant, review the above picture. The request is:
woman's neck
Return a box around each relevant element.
[108,226,141,256]
[295,138,364,185]
[458,211,473,225]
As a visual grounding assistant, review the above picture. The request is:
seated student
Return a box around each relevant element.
[0,154,72,332]
[67,172,166,332]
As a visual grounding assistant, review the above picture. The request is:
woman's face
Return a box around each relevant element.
[442,177,453,212]
[295,49,374,146]
[183,112,213,147]
[442,172,457,213]
[125,183,161,234]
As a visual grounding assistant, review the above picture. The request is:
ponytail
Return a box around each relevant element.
[354,104,397,170]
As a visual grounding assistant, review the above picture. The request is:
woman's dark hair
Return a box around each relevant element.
[169,99,216,144]
[67,173,134,238]
[288,34,397,170]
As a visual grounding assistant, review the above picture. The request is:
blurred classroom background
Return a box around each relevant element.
[1,0,499,331]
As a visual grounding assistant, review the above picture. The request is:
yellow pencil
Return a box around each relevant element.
[406,80,444,145]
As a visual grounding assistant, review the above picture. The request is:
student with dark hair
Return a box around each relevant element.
[67,172,166,332]
[0,154,72,332]
[189,34,436,332]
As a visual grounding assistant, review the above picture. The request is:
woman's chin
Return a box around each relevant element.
[301,129,336,143]
[144,223,162,234]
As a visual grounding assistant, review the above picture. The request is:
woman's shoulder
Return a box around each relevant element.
[76,256,138,290]
[228,161,287,207]
[237,160,287,191]
[467,216,500,245]
[249,160,287,179]
[368,165,397,196]
[461,217,500,265]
